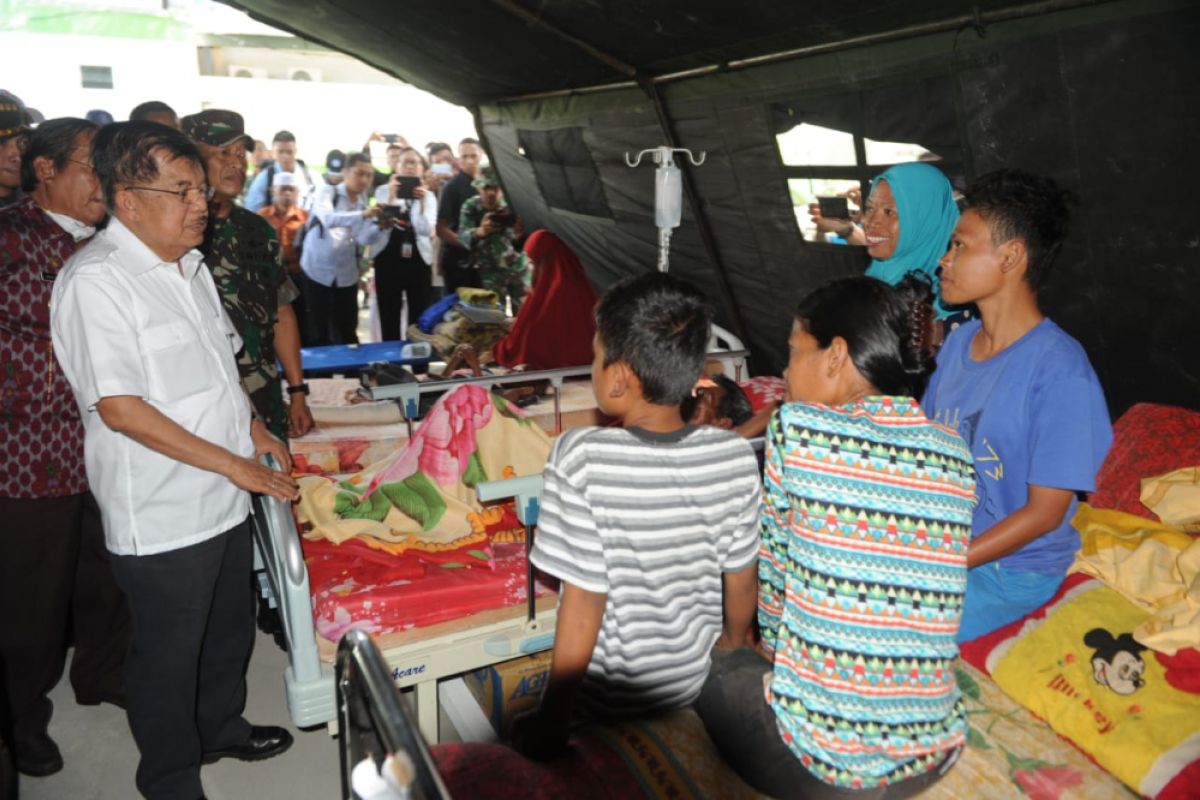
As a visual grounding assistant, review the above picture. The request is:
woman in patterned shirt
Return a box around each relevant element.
[695,276,977,799]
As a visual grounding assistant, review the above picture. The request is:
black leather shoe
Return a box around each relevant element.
[14,732,63,777]
[202,725,293,764]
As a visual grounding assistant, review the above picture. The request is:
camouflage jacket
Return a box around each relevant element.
[202,205,299,414]
[458,196,526,276]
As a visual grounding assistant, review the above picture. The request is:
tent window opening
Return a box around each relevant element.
[774,77,965,245]
[517,127,612,219]
[777,124,951,244]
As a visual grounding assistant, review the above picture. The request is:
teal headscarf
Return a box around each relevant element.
[863,162,959,317]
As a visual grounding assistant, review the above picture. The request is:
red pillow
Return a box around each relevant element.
[1089,403,1200,518]
[739,376,786,414]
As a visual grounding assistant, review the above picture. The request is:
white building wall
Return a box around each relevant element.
[0,31,476,168]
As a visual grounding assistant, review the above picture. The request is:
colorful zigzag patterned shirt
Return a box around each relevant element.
[759,396,976,789]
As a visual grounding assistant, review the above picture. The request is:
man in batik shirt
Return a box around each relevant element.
[0,116,129,778]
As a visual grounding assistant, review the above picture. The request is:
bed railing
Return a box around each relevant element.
[360,348,751,436]
[337,628,450,800]
[251,455,336,728]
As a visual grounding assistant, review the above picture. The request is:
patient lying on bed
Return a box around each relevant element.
[683,373,777,440]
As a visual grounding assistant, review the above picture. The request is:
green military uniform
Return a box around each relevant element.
[202,206,300,440]
[184,107,301,441]
[458,196,529,312]
[458,165,529,314]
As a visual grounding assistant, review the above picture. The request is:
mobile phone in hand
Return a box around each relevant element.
[488,210,516,227]
[395,175,421,200]
[817,196,850,219]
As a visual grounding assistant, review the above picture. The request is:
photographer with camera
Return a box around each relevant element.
[298,152,386,345]
[458,165,529,313]
[369,146,437,341]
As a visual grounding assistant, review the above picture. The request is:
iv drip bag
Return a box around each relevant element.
[655,161,682,229]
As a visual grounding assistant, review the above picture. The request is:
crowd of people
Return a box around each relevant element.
[0,81,1114,800]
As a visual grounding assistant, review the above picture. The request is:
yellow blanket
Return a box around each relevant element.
[1070,504,1200,655]
[983,504,1200,796]
[1141,467,1200,533]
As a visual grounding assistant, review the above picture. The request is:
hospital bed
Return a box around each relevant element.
[255,332,752,741]
[300,341,432,377]
[252,466,549,743]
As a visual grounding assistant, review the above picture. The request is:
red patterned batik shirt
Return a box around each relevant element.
[0,196,89,498]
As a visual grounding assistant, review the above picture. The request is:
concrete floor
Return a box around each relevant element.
[18,631,342,800]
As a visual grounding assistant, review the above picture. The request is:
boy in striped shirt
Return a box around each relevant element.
[514,273,761,760]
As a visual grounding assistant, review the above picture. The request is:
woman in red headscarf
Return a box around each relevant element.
[491,229,597,369]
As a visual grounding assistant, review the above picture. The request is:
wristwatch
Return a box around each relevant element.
[286,382,310,396]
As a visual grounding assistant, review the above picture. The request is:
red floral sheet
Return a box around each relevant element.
[302,503,558,644]
[293,385,559,645]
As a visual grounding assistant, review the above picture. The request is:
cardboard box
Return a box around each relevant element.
[464,651,552,736]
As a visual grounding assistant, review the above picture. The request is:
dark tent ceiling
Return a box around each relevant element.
[218,0,1043,106]
[216,0,1200,417]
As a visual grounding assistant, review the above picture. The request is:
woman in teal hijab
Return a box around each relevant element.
[862,162,959,317]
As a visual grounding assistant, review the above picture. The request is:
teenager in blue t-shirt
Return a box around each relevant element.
[922,169,1112,642]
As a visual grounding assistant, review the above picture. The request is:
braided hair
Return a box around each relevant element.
[793,274,937,399]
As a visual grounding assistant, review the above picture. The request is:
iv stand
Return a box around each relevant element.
[624,146,705,272]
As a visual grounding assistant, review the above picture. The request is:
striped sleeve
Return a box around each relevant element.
[720,442,762,572]
[530,431,609,593]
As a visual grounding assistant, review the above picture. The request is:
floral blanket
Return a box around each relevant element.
[294,385,556,641]
[296,384,552,551]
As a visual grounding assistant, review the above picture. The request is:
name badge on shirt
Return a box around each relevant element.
[401,243,413,259]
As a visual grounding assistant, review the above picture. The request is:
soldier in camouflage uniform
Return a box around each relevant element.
[458,165,530,313]
[182,110,313,441]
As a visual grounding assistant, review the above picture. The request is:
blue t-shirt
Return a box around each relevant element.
[922,319,1112,576]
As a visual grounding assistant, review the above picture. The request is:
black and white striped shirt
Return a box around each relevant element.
[531,424,761,718]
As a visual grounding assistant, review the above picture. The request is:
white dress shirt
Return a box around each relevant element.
[50,217,254,556]
[369,184,438,265]
[298,183,385,288]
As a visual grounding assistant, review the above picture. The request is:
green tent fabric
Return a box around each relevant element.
[222,0,1200,417]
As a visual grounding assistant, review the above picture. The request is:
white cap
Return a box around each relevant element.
[272,171,297,188]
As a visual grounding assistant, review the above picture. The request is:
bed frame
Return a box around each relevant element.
[253,334,751,741]
[251,471,550,742]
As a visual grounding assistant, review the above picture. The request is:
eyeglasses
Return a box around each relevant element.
[66,158,94,173]
[124,185,214,204]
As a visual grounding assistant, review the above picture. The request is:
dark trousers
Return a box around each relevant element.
[302,272,359,346]
[289,274,312,347]
[694,648,960,800]
[0,493,129,743]
[376,256,432,342]
[442,251,481,295]
[109,520,254,800]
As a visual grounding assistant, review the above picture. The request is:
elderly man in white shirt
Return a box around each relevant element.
[297,150,384,345]
[50,121,299,800]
